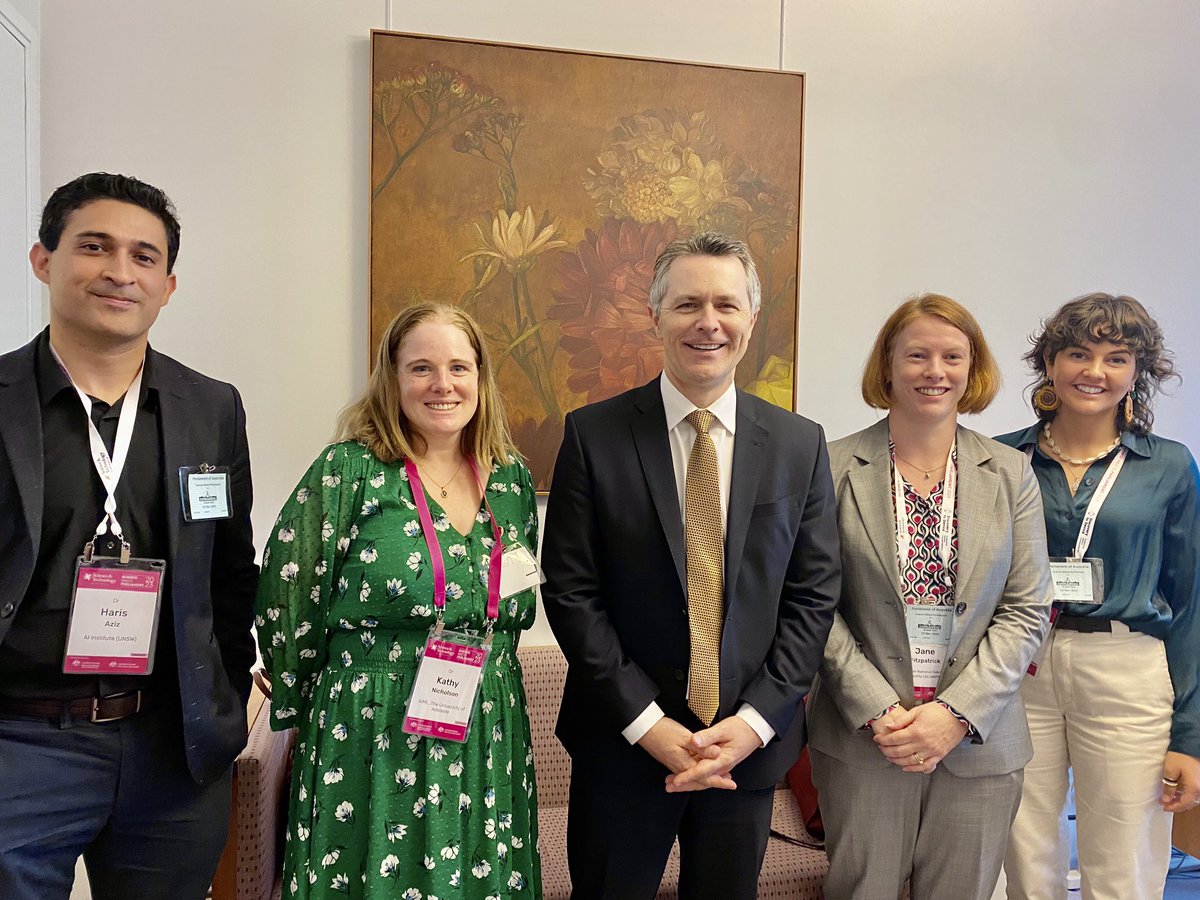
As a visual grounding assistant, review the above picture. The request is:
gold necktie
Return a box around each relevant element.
[684,409,724,725]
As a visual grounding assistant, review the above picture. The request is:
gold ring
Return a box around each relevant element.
[913,753,925,766]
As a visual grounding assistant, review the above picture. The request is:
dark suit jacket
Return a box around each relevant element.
[541,377,841,790]
[0,332,258,784]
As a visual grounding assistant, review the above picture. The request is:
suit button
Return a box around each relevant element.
[0,602,13,617]
[955,602,966,616]
[948,657,958,667]
[674,669,685,682]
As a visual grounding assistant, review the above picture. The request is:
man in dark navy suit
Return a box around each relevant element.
[541,232,841,899]
[0,173,258,899]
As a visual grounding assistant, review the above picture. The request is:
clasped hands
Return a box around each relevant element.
[871,702,968,775]
[637,716,761,792]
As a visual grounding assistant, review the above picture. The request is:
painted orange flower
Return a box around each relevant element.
[548,217,688,403]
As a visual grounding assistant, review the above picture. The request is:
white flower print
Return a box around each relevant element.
[331,723,348,741]
[497,842,508,860]
[379,854,399,877]
[318,711,328,729]
[432,513,450,532]
[334,801,353,822]
[349,673,368,693]
[320,518,334,541]
[295,487,312,503]
[395,768,416,789]
[386,822,407,842]
[427,783,441,806]
[413,797,427,818]
[374,730,389,749]
[326,449,336,462]
[293,619,311,639]
[406,733,421,753]
[410,605,432,618]
[491,723,503,742]
[448,544,467,560]
[322,767,343,785]
[277,525,296,543]
[472,859,492,878]
[484,787,495,808]
[299,785,308,803]
[446,582,464,600]
[508,871,526,890]
[388,642,403,662]
[386,578,406,600]
[407,552,422,572]
[274,706,297,720]
[321,473,341,488]
[348,524,359,540]
[403,520,421,537]
[271,631,286,648]
[329,682,343,700]
[511,836,524,849]
[296,822,310,840]
[266,606,281,622]
[299,647,317,660]
[484,818,497,839]
[360,631,375,652]
[450,870,461,887]
[489,481,508,493]
[359,546,378,564]
[339,651,352,668]
[403,888,423,900]
[480,700,494,714]
[359,581,371,602]
[370,471,386,488]
[428,742,447,761]
[476,509,489,524]
[449,760,464,777]
[423,855,435,870]
[361,706,375,721]
[512,482,522,495]
[337,618,354,630]
[314,559,327,577]
[499,812,512,831]
[507,523,519,543]
[280,562,299,583]
[329,873,349,891]
[336,536,350,555]
[322,849,341,866]
[361,498,380,517]
[441,842,460,860]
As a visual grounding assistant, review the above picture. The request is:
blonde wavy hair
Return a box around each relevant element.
[334,303,516,465]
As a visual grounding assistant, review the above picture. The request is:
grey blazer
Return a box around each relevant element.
[807,419,1053,777]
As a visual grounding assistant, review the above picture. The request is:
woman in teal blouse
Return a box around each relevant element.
[256,303,542,899]
[997,293,1200,900]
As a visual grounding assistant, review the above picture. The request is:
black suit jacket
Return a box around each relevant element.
[0,333,259,784]
[541,377,841,789]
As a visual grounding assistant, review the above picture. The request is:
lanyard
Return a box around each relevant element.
[1025,444,1128,559]
[893,441,957,589]
[50,344,144,543]
[404,457,503,622]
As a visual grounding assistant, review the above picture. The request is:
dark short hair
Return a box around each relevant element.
[1024,292,1177,435]
[39,173,181,272]
[861,293,1002,414]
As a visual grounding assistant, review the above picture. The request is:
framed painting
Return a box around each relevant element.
[371,31,804,489]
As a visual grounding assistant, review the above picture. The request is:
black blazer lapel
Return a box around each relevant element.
[630,380,687,593]
[725,393,767,600]
[0,337,45,563]
[152,350,187,575]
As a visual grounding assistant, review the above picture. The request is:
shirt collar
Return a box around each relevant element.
[1013,420,1152,460]
[35,329,159,409]
[659,373,738,435]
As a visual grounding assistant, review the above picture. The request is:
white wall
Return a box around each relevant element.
[38,1,1200,648]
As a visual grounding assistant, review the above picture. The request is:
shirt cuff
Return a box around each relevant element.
[864,703,901,730]
[736,704,775,748]
[622,702,665,744]
[936,699,979,741]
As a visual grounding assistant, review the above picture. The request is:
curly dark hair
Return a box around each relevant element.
[1024,292,1178,435]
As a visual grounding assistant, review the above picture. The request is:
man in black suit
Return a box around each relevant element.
[0,173,258,899]
[541,232,841,899]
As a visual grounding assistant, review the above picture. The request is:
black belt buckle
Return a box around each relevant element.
[91,690,141,723]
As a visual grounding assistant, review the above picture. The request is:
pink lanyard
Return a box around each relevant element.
[404,457,503,622]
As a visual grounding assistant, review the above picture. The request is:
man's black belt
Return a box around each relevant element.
[1056,614,1113,633]
[0,690,154,723]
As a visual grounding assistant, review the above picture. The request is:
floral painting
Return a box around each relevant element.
[371,32,804,489]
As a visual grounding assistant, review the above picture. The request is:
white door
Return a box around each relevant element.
[0,4,37,353]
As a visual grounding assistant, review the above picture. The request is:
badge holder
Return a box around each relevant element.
[63,539,166,675]
[1027,557,1105,677]
[179,463,233,521]
[905,603,953,703]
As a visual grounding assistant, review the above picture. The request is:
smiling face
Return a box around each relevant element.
[31,198,176,352]
[396,319,480,451]
[888,314,971,426]
[650,254,758,408]
[1046,340,1136,423]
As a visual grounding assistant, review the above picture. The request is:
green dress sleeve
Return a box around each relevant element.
[255,442,367,731]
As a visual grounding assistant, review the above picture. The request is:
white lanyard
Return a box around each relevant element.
[50,345,144,542]
[893,441,957,586]
[1024,443,1127,559]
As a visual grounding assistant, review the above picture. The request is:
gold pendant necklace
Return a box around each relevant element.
[420,458,464,498]
[892,449,948,482]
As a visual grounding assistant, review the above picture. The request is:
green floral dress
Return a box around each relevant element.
[256,442,542,900]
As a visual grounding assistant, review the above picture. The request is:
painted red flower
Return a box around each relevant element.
[548,217,688,403]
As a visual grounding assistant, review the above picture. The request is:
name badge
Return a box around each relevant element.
[64,557,165,675]
[402,632,490,743]
[179,465,232,521]
[906,604,954,702]
[499,544,544,599]
[1048,558,1104,605]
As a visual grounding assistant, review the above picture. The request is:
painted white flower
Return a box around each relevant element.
[413,797,427,818]
[343,674,366,694]
[484,818,497,839]
[410,605,432,618]
[334,801,353,822]
[448,544,467,560]
[484,787,495,808]
[321,518,334,541]
[322,767,344,785]
[337,618,354,630]
[386,822,407,842]
[441,842,460,860]
[427,783,441,805]
[481,537,496,550]
[321,472,342,488]
[476,510,489,523]
[428,742,447,761]
[403,888,423,899]
[499,812,512,831]
[407,552,422,572]
[446,583,464,600]
[497,842,508,860]
[361,498,380,517]
[388,642,403,662]
[314,559,327,577]
[349,524,359,539]
[329,873,349,891]
[307,869,317,884]
[360,631,375,651]
[277,525,296,543]
[507,524,519,543]
[407,733,421,752]
[274,705,297,720]
[423,855,435,870]
[471,859,492,879]
[432,513,450,532]
[489,481,508,493]
[296,822,310,841]
[511,836,524,849]
[299,785,308,803]
[318,711,328,729]
[332,723,348,741]
[339,650,352,668]
[295,487,312,503]
[508,871,526,890]
[280,562,299,583]
[449,870,461,887]
[359,581,371,602]
[266,606,281,622]
[336,536,350,555]
[449,761,464,777]
[486,750,494,771]
[386,578,406,599]
[403,520,421,537]
[373,730,388,749]
[329,681,343,700]
[480,700,494,714]
[491,723,503,742]
[370,472,386,488]
[322,849,341,866]
[395,768,416,788]
[294,621,311,639]
[379,854,399,877]
[299,647,316,661]
[360,546,378,564]
[271,631,286,648]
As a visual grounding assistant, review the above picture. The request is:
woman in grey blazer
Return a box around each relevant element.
[806,294,1053,900]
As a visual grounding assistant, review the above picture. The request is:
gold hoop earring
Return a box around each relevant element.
[1033,380,1060,413]
[1124,391,1135,426]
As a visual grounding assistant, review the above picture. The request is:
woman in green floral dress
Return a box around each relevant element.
[256,303,542,899]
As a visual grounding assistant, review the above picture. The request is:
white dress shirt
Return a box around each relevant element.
[621,375,775,748]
